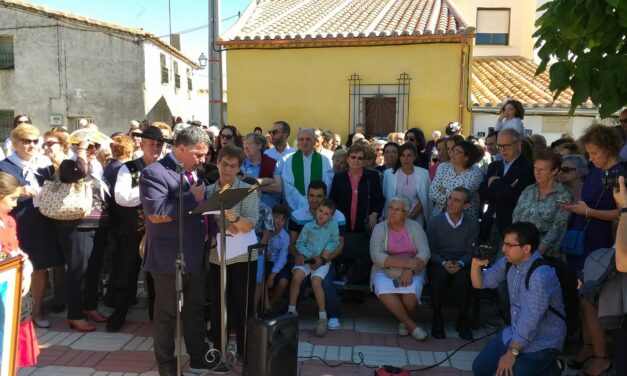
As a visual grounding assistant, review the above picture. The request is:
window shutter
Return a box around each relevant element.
[476,9,510,34]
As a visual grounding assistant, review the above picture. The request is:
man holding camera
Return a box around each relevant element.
[426,187,479,340]
[471,222,565,376]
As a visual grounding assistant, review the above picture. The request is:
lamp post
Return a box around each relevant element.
[198,53,207,69]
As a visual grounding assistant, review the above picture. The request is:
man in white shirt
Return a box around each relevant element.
[264,120,296,175]
[282,128,333,210]
[106,125,170,333]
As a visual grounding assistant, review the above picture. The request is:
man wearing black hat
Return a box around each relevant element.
[106,125,172,332]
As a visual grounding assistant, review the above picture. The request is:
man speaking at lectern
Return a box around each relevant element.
[139,126,214,375]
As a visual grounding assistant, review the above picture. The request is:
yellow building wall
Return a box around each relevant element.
[225,43,472,142]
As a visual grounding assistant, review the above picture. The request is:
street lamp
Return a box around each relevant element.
[198,53,207,69]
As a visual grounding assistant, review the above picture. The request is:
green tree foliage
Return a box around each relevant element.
[534,0,627,117]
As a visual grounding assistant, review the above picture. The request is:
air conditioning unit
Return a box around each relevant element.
[49,115,64,126]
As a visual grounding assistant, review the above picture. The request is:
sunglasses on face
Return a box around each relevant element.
[560,167,576,173]
[20,138,39,146]
[43,141,59,148]
[349,155,364,161]
[87,143,101,150]
[220,134,233,140]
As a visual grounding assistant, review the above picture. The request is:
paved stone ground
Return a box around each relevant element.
[17,291,580,376]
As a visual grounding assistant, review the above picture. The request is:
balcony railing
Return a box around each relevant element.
[160,66,169,84]
[0,52,14,69]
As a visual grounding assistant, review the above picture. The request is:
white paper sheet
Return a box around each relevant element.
[215,230,257,261]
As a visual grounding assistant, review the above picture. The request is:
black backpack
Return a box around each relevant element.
[506,256,579,337]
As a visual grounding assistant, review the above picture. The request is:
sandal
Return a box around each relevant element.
[568,343,593,370]
[580,357,612,376]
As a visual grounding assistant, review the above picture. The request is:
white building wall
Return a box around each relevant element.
[471,112,603,144]
[143,42,200,124]
[0,6,146,136]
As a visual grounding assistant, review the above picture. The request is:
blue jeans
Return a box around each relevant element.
[472,330,559,376]
[297,264,341,319]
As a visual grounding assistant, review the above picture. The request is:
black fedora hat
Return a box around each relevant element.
[132,126,172,144]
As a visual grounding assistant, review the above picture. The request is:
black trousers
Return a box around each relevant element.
[208,260,257,356]
[151,270,209,375]
[427,262,471,320]
[56,225,107,320]
[107,232,143,308]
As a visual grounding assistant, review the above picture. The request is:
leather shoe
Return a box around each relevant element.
[83,309,108,323]
[33,318,51,329]
[106,308,127,333]
[67,319,95,332]
[455,323,474,341]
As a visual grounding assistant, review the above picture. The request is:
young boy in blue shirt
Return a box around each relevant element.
[288,199,339,336]
[263,204,291,311]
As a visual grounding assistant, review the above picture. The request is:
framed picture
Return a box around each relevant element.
[0,256,24,376]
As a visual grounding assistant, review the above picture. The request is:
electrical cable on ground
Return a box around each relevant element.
[297,327,500,374]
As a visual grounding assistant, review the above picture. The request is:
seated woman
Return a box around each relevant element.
[370,195,430,341]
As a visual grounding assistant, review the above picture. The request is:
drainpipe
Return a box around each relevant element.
[458,35,468,126]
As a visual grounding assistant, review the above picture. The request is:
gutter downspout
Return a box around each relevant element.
[458,35,467,126]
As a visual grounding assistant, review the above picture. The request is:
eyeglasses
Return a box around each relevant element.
[219,160,239,170]
[268,130,281,135]
[503,243,522,249]
[43,141,59,148]
[220,134,233,140]
[87,143,101,150]
[349,155,364,160]
[20,138,39,146]
[497,141,518,149]
[560,167,576,173]
[451,148,464,155]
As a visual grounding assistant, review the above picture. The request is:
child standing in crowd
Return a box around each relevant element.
[288,199,339,336]
[0,172,39,368]
[263,204,291,311]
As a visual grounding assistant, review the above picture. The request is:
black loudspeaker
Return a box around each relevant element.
[244,314,299,376]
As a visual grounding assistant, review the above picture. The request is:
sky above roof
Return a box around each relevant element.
[22,0,251,62]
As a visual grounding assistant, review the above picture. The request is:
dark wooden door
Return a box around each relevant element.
[364,97,396,137]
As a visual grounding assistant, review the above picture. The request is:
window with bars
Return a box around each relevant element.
[0,110,14,140]
[160,54,168,84]
[476,9,510,46]
[0,36,14,69]
[173,61,180,92]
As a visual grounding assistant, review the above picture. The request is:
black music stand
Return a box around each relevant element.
[191,184,258,373]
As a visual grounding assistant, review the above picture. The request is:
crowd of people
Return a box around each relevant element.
[2,103,627,376]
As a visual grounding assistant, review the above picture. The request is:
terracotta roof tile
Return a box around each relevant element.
[0,0,198,67]
[471,56,595,109]
[219,0,473,47]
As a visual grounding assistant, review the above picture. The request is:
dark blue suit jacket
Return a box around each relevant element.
[139,153,211,273]
[0,158,61,269]
[478,155,535,239]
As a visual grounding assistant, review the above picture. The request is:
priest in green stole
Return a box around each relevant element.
[282,128,334,210]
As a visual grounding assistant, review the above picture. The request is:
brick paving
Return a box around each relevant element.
[18,293,578,375]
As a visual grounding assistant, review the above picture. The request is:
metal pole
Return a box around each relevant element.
[208,0,223,128]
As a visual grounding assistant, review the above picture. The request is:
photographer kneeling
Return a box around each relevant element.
[471,222,566,376]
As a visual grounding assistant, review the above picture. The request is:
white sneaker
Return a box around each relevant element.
[328,318,341,330]
[398,323,409,336]
[411,326,428,341]
[315,318,328,336]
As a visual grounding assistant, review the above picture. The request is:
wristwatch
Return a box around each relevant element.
[509,347,520,357]
[621,207,627,215]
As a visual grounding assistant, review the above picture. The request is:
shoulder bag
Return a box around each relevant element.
[38,173,93,221]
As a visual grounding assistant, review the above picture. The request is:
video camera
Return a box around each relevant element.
[472,244,496,261]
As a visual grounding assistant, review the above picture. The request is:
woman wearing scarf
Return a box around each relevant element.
[55,138,111,331]
[0,124,62,329]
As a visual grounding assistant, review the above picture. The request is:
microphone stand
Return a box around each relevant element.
[175,163,186,376]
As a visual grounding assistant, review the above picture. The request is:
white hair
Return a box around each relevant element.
[389,195,411,212]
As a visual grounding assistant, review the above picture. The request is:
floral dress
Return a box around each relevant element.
[429,162,484,218]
